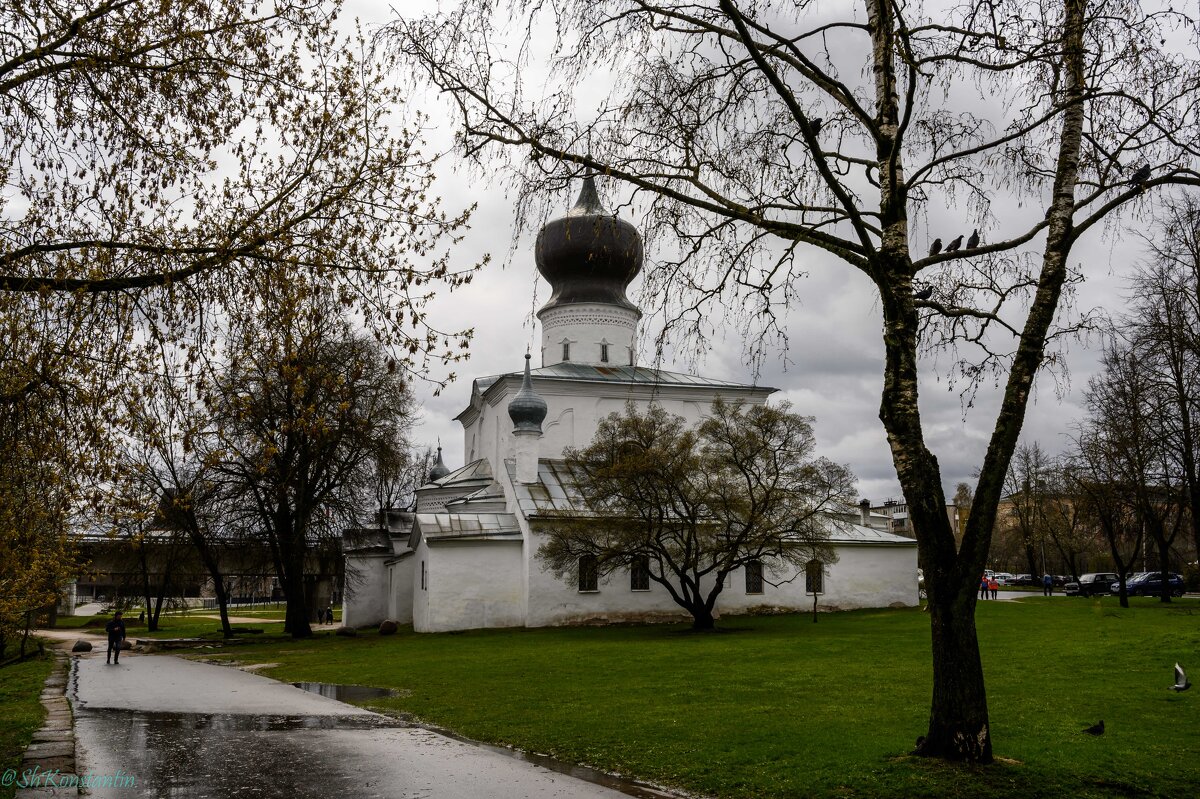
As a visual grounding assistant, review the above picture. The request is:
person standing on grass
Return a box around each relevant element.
[1042,573,1053,597]
[105,610,127,665]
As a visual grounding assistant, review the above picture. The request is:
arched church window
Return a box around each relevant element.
[745,561,764,594]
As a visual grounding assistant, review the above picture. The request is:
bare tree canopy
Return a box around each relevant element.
[393,0,1200,760]
[538,400,854,631]
[205,278,417,638]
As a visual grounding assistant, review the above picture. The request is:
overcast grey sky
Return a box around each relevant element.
[356,0,1145,503]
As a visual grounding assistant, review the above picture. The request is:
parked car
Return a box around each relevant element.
[1064,573,1118,597]
[993,573,1015,585]
[1111,572,1186,597]
[1008,574,1035,587]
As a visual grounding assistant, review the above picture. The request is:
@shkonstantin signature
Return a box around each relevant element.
[2,766,137,789]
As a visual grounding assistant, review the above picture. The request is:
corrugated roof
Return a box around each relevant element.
[825,523,917,545]
[417,458,493,490]
[483,363,773,391]
[507,459,916,547]
[506,459,582,516]
[414,512,521,541]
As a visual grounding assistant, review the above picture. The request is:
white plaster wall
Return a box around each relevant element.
[716,544,920,613]
[417,540,525,632]
[412,539,431,631]
[524,532,918,627]
[386,558,415,624]
[525,530,718,627]
[539,303,639,367]
[342,553,390,628]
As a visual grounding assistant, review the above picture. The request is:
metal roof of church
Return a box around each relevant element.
[476,363,775,392]
[506,459,915,546]
[413,512,522,541]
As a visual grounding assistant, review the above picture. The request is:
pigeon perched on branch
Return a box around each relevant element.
[945,235,964,253]
[928,238,942,256]
[1130,164,1152,188]
[914,286,934,301]
[1171,663,1191,692]
[1082,720,1105,736]
[966,229,980,250]
[810,118,823,136]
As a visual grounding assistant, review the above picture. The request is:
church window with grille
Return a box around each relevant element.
[806,560,824,594]
[578,555,598,592]
[630,555,650,591]
[745,561,764,594]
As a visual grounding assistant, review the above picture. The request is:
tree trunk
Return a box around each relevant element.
[689,605,716,630]
[140,548,160,632]
[917,589,991,761]
[280,533,312,639]
[190,531,233,638]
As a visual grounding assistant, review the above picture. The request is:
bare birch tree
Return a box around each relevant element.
[392,0,1200,760]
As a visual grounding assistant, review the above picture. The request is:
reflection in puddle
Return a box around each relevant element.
[74,709,680,799]
[291,681,397,702]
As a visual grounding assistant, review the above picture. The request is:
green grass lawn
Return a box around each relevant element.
[0,652,53,799]
[52,613,284,640]
[202,597,1200,799]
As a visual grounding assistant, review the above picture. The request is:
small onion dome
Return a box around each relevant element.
[428,446,450,482]
[535,175,643,313]
[508,354,548,434]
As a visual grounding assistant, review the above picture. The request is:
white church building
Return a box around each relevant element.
[342,178,918,632]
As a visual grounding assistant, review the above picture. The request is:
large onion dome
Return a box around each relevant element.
[507,354,547,434]
[534,176,643,313]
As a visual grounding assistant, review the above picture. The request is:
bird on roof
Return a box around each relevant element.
[914,286,933,301]
[1171,663,1191,691]
[945,234,964,253]
[928,238,942,256]
[1130,163,1152,188]
[1082,720,1105,735]
[966,228,980,250]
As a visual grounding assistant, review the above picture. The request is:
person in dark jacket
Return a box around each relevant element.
[105,611,127,665]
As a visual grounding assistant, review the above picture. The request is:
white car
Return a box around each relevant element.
[993,573,1016,585]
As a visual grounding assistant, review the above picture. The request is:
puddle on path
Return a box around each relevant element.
[291,681,397,702]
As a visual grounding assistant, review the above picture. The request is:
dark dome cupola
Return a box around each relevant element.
[535,176,643,312]
[534,177,644,367]
[507,354,548,434]
[428,445,450,482]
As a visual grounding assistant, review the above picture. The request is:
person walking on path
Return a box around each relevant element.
[989,576,999,600]
[1042,573,1053,597]
[980,576,989,600]
[105,611,127,665]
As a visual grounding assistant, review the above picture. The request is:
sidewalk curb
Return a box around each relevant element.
[15,652,78,798]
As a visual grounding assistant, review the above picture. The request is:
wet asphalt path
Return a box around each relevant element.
[70,655,639,799]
